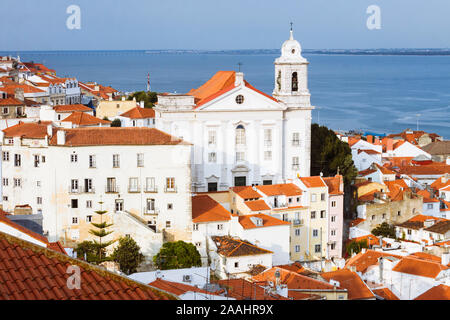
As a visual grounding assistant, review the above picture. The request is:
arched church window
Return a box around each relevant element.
[276,71,281,91]
[236,125,246,145]
[292,72,298,92]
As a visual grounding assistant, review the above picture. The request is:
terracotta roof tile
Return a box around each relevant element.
[119,106,155,119]
[323,175,344,195]
[0,232,176,300]
[49,127,190,146]
[345,250,402,273]
[53,104,92,113]
[191,195,231,223]
[215,278,288,300]
[299,176,326,188]
[148,278,210,296]
[231,186,262,200]
[372,287,400,300]
[321,269,375,300]
[244,200,271,212]
[392,256,448,278]
[211,236,272,257]
[414,284,450,300]
[256,183,302,197]
[63,112,111,126]
[0,97,25,106]
[3,121,51,139]
[238,214,290,229]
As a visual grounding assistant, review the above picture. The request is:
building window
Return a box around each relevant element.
[235,95,244,104]
[236,151,245,162]
[234,262,239,268]
[235,125,246,145]
[195,242,201,248]
[264,129,272,147]
[71,154,78,163]
[71,179,79,192]
[295,229,300,236]
[3,107,8,114]
[292,157,299,170]
[193,224,199,231]
[313,229,319,237]
[332,201,336,207]
[331,243,336,250]
[427,204,433,209]
[371,215,376,220]
[71,199,78,208]
[107,177,118,193]
[311,211,316,219]
[2,151,9,161]
[41,156,46,163]
[208,130,216,145]
[3,196,8,201]
[137,153,144,167]
[34,155,40,168]
[146,177,156,192]
[2,178,8,186]
[165,177,175,192]
[295,245,300,252]
[129,177,139,192]
[315,244,321,253]
[331,215,336,222]
[86,200,92,208]
[321,193,326,201]
[397,211,401,216]
[292,132,300,146]
[13,178,21,188]
[166,221,171,228]
[320,210,326,218]
[14,154,21,167]
[167,203,173,210]
[72,217,78,224]
[264,151,272,161]
[208,182,218,192]
[208,152,217,163]
[113,154,120,168]
[292,72,298,92]
[89,155,96,168]
[146,198,155,212]
[86,215,92,222]
[37,197,42,205]
[331,229,336,236]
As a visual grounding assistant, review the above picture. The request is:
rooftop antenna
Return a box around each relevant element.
[237,62,243,72]
[416,113,421,131]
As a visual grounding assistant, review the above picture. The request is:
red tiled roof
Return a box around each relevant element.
[430,175,450,190]
[63,112,111,126]
[321,269,375,300]
[231,186,262,200]
[408,252,442,263]
[357,149,381,155]
[238,214,290,230]
[299,176,326,188]
[392,256,448,278]
[345,250,402,273]
[3,121,52,139]
[215,279,288,300]
[53,104,92,113]
[350,218,365,227]
[256,183,302,197]
[358,168,377,177]
[0,83,45,94]
[398,164,450,176]
[245,200,271,212]
[191,195,231,223]
[375,163,396,175]
[414,284,450,300]
[119,106,155,119]
[0,232,176,300]
[372,287,400,300]
[0,97,25,106]
[323,175,344,195]
[49,127,189,147]
[211,236,272,257]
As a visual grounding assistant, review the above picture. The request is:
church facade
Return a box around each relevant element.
[154,30,314,192]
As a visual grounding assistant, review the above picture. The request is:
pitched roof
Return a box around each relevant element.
[238,214,290,230]
[0,210,49,245]
[0,97,25,106]
[372,287,400,300]
[430,175,450,190]
[421,141,450,155]
[321,269,375,300]
[119,106,155,119]
[49,127,190,147]
[245,200,271,212]
[63,112,111,126]
[424,220,450,235]
[231,186,262,200]
[148,278,210,296]
[345,250,402,273]
[414,284,450,300]
[375,163,396,175]
[215,278,287,300]
[398,164,450,176]
[358,168,377,177]
[358,149,381,155]
[299,176,326,188]
[191,195,231,223]
[3,121,52,139]
[0,232,176,300]
[323,175,344,195]
[0,83,45,94]
[392,256,448,278]
[256,183,302,197]
[53,104,92,113]
[211,236,273,257]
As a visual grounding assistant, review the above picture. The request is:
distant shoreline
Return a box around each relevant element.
[2,49,450,56]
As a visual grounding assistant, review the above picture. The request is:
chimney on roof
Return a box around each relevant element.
[235,72,244,86]
[386,138,394,152]
[14,88,24,101]
[56,130,66,145]
[46,124,52,137]
[139,101,144,108]
[366,135,373,144]
[442,250,450,266]
[121,96,125,101]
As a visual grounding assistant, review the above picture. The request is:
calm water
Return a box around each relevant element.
[3,50,450,139]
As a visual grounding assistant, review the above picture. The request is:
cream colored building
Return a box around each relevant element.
[96,98,140,120]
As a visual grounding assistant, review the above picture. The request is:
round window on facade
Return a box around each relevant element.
[235,95,244,104]
[291,49,295,54]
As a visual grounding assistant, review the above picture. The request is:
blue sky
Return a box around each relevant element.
[1,0,449,50]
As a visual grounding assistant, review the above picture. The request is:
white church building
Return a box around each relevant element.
[154,29,314,192]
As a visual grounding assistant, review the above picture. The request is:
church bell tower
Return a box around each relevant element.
[273,26,311,109]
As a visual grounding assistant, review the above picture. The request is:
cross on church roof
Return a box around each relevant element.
[237,62,243,72]
[290,22,293,31]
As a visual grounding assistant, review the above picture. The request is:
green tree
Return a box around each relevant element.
[89,201,115,263]
[153,241,201,270]
[110,118,122,127]
[310,123,358,185]
[127,91,158,108]
[74,241,99,263]
[371,222,396,239]
[111,236,144,275]
[346,239,368,256]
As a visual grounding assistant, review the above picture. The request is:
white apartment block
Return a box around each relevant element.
[1,123,193,250]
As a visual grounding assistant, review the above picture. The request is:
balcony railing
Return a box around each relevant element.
[69,186,81,194]
[292,165,300,170]
[292,140,300,146]
[144,186,158,193]
[128,186,141,193]
[105,185,120,193]
[143,207,159,215]
[83,187,95,193]
[164,186,177,193]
